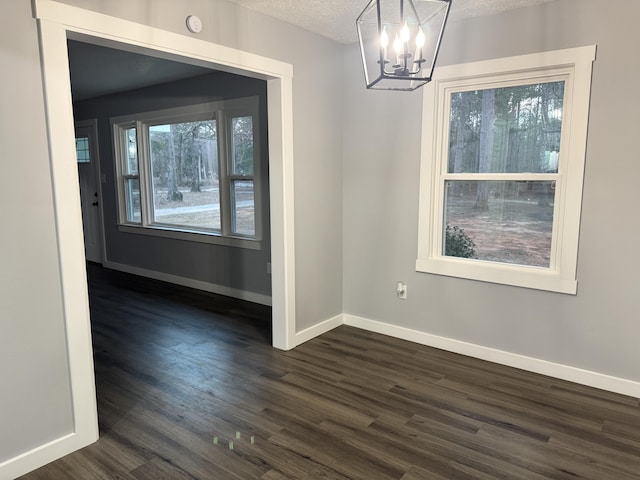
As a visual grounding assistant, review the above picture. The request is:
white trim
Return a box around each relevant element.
[293,314,344,347]
[416,45,596,294]
[0,433,79,480]
[103,261,272,306]
[17,0,296,477]
[29,15,100,477]
[116,224,262,250]
[434,46,596,80]
[267,76,296,350]
[32,0,293,80]
[343,314,640,399]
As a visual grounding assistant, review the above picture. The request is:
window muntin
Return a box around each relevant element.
[112,97,260,244]
[416,46,595,294]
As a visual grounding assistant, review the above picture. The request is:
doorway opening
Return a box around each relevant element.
[69,39,273,306]
[34,0,296,467]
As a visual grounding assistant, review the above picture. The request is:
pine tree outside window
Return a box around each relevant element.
[112,96,261,249]
[416,46,596,294]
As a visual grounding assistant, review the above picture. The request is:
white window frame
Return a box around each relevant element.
[112,96,261,249]
[416,46,596,294]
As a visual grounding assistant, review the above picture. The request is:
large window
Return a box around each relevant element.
[112,97,261,247]
[417,46,595,294]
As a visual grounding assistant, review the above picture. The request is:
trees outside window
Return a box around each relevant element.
[112,96,260,245]
[443,81,564,267]
[149,120,220,230]
[416,46,595,294]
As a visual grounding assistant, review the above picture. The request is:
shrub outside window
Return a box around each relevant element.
[112,97,260,248]
[416,46,596,294]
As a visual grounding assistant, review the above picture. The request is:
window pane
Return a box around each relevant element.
[125,178,141,223]
[148,121,221,230]
[125,127,138,175]
[231,116,254,176]
[448,81,564,174]
[75,136,90,163]
[232,180,255,236]
[443,180,555,267]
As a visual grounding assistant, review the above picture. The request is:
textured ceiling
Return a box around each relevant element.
[226,0,557,44]
[69,0,559,101]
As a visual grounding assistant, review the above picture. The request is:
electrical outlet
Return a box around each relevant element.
[397,281,407,299]
[267,262,271,274]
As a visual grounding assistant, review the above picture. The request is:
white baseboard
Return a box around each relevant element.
[103,261,272,306]
[343,314,640,399]
[0,431,92,479]
[294,314,343,347]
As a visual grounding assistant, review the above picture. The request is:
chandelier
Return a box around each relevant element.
[356,0,451,91]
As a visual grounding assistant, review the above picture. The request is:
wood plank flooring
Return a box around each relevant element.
[20,265,640,479]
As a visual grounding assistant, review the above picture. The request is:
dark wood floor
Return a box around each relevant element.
[20,265,640,479]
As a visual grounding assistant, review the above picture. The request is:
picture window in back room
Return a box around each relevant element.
[416,46,596,294]
[111,96,261,248]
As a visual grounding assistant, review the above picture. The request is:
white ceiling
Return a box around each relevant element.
[225,0,558,44]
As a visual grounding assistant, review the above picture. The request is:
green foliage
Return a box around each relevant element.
[445,225,477,259]
[231,116,254,176]
[149,120,217,198]
[447,81,565,175]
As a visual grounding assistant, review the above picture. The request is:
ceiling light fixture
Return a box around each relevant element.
[356,0,451,91]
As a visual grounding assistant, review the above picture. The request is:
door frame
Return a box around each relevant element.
[12,0,297,476]
[75,118,106,264]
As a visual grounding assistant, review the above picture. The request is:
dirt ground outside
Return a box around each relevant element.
[152,183,255,235]
[445,195,553,267]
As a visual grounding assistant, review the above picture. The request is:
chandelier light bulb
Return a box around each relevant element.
[380,27,389,49]
[416,27,425,48]
[393,33,402,55]
[400,22,410,43]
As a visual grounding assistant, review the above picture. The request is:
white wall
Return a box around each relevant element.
[0,0,74,464]
[343,0,640,383]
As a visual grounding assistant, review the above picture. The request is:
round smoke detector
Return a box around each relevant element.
[186,15,203,34]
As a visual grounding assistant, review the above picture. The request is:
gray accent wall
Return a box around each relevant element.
[0,0,74,463]
[343,0,640,382]
[73,72,273,298]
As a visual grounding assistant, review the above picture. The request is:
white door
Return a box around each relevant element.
[75,120,104,263]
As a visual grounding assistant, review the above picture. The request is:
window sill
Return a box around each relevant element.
[416,256,577,295]
[118,224,261,250]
